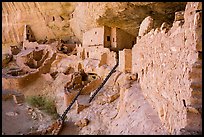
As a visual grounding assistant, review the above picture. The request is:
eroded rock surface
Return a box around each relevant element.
[2,2,186,50]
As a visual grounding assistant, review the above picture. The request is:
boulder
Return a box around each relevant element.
[74,118,89,128]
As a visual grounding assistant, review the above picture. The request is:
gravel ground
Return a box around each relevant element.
[2,90,54,135]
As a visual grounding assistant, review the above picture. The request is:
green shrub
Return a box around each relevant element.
[26,95,58,119]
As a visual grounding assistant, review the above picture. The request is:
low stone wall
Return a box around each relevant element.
[2,47,57,93]
[2,71,40,92]
[119,49,132,73]
[132,2,202,134]
[81,77,102,95]
[84,46,116,68]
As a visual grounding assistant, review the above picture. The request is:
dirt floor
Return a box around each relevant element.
[2,82,169,135]
[2,90,52,135]
[2,89,82,135]
[63,82,169,135]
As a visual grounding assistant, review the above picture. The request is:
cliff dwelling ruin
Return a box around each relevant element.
[2,2,202,135]
[83,26,136,50]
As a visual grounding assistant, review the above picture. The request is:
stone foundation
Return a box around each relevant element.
[119,49,132,73]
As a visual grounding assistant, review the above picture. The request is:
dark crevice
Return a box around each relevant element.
[183,99,186,107]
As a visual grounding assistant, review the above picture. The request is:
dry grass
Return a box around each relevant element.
[26,95,59,119]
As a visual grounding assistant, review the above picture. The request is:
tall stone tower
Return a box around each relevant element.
[23,25,35,42]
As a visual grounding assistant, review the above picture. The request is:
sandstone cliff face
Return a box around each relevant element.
[2,2,76,51]
[2,2,186,52]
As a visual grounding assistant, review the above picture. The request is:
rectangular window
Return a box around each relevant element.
[113,38,115,42]
[107,36,110,41]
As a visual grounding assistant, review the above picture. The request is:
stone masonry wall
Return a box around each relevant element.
[85,46,116,68]
[82,27,104,46]
[132,2,202,134]
[119,49,132,73]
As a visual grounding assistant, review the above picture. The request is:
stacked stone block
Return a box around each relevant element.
[132,2,202,134]
[119,49,132,73]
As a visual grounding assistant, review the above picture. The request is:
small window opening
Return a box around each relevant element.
[198,51,202,60]
[196,10,202,13]
[151,61,153,67]
[26,34,29,39]
[113,38,115,42]
[95,32,97,34]
[142,69,144,76]
[134,73,138,81]
[182,99,186,107]
[107,36,110,41]
[53,16,55,21]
